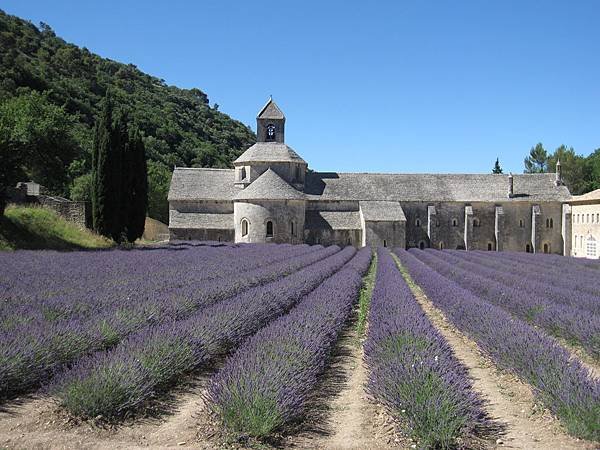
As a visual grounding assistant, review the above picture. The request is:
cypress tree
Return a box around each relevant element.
[107,112,125,242]
[126,128,148,242]
[492,158,503,174]
[92,93,114,236]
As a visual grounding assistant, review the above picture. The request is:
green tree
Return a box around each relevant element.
[524,143,548,173]
[492,158,503,174]
[547,145,589,195]
[70,173,92,201]
[147,160,171,224]
[125,128,148,242]
[0,91,78,209]
[584,149,600,192]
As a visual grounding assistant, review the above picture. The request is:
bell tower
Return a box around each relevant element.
[257,96,285,143]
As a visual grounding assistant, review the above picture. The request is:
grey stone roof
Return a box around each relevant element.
[169,210,233,230]
[359,201,406,222]
[168,168,236,201]
[234,168,306,201]
[305,211,361,230]
[257,98,285,119]
[305,173,571,202]
[571,188,600,203]
[234,142,307,164]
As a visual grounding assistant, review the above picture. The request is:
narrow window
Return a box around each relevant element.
[241,219,249,237]
[347,237,352,246]
[218,235,221,242]
[546,218,550,228]
[419,241,425,250]
[439,242,444,250]
[290,221,295,236]
[240,167,246,180]
[550,218,553,228]
[543,243,550,254]
[488,242,493,251]
[587,214,590,224]
[266,124,276,141]
[436,219,440,227]
[452,219,458,227]
[416,218,421,227]
[295,165,300,181]
[519,219,524,228]
[383,240,387,248]
[526,244,531,253]
[473,218,480,227]
[266,220,273,237]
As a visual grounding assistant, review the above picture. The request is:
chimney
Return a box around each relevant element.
[555,159,562,186]
[508,173,514,198]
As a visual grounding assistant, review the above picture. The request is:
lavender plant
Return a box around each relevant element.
[0,244,334,398]
[49,246,357,419]
[395,249,600,441]
[408,249,600,359]
[364,249,493,448]
[207,248,372,437]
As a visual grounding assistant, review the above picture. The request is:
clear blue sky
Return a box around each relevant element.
[3,1,599,173]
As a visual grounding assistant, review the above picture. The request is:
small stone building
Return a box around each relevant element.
[168,98,572,253]
[570,189,600,259]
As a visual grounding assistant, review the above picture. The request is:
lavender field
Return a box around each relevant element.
[0,243,598,448]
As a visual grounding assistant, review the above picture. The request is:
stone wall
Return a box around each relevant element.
[32,195,90,228]
[169,227,234,242]
[363,220,405,248]
[304,228,361,247]
[234,199,306,244]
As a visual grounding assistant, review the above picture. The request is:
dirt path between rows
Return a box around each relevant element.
[288,322,402,450]
[0,379,214,449]
[402,271,596,450]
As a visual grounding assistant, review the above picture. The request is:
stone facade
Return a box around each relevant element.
[570,189,600,259]
[168,98,573,253]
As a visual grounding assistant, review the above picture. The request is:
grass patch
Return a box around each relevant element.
[356,250,377,337]
[0,204,112,251]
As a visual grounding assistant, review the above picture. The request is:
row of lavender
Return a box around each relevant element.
[50,246,359,418]
[0,244,338,398]
[207,248,372,437]
[408,249,600,359]
[364,249,494,448]
[395,249,600,441]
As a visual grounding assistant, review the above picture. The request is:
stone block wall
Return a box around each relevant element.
[33,196,90,228]
[234,199,306,244]
[169,228,234,242]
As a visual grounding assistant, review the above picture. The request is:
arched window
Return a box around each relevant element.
[550,218,553,228]
[266,124,276,141]
[383,240,387,248]
[546,218,550,228]
[415,218,421,227]
[290,221,295,236]
[473,218,480,227]
[266,220,274,237]
[543,243,550,254]
[526,244,531,253]
[519,219,524,228]
[439,242,444,250]
[452,219,458,227]
[587,214,590,223]
[241,219,249,237]
[487,242,493,251]
[218,235,222,242]
[419,241,425,250]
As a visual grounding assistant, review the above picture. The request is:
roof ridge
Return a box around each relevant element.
[174,167,233,171]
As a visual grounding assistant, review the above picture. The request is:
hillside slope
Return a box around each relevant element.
[0,205,112,251]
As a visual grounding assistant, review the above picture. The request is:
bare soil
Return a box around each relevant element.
[404,278,597,450]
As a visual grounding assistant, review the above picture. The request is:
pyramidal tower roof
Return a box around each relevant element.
[234,168,305,201]
[257,97,285,120]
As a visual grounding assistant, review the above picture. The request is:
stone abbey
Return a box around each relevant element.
[168,98,575,254]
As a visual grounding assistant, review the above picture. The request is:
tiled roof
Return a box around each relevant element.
[168,168,237,201]
[234,168,306,201]
[257,98,285,119]
[360,201,406,221]
[234,142,306,164]
[570,189,600,203]
[304,172,571,202]
[305,211,361,230]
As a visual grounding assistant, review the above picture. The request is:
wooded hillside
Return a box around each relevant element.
[0,10,255,222]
